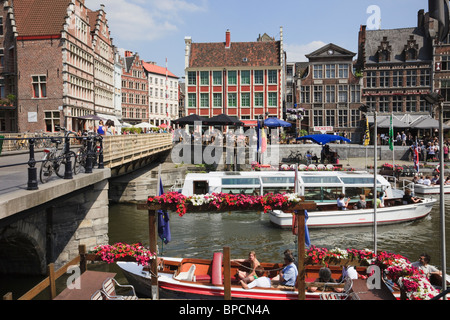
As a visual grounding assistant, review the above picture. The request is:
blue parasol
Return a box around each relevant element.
[264,117,292,128]
[296,134,351,145]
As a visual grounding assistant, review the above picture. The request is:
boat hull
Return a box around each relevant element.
[413,184,450,194]
[117,260,322,300]
[269,198,436,228]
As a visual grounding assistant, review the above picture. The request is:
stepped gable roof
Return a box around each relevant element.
[363,27,432,64]
[143,61,178,78]
[189,41,281,68]
[14,0,71,37]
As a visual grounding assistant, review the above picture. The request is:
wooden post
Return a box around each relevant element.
[297,211,306,300]
[48,263,57,300]
[223,246,231,300]
[148,209,159,300]
[79,244,87,274]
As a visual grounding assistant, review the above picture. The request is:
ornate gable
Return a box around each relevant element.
[377,37,392,62]
[404,35,418,61]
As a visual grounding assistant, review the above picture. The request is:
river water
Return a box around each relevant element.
[1,194,449,299]
[109,195,450,271]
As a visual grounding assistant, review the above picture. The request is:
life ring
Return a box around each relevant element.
[436,165,440,174]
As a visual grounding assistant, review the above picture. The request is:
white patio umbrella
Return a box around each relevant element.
[135,122,157,128]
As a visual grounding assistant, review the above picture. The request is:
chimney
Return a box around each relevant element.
[225,29,231,49]
[125,50,133,57]
[418,9,424,28]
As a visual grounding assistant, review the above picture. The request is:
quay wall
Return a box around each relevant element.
[0,170,110,275]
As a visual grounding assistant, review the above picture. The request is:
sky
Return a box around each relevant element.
[86,0,431,78]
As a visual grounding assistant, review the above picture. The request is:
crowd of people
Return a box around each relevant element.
[413,174,450,186]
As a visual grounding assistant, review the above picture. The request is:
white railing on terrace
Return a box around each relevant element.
[101,133,172,168]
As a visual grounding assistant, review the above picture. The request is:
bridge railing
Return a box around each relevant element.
[101,133,173,168]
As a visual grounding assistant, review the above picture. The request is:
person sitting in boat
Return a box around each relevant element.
[445,176,450,185]
[412,253,442,286]
[376,191,385,208]
[278,253,298,288]
[431,174,440,185]
[417,175,424,184]
[354,194,366,209]
[402,189,420,204]
[337,194,350,210]
[233,251,261,284]
[422,176,432,186]
[308,267,343,293]
[240,266,271,290]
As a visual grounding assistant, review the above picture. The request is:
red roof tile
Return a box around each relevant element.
[14,0,72,37]
[143,61,178,78]
[189,41,281,68]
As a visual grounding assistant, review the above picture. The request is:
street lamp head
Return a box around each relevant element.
[422,92,443,104]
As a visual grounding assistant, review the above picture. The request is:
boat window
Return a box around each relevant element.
[304,187,342,202]
[301,176,341,184]
[193,181,209,195]
[261,176,295,184]
[262,187,295,194]
[345,187,372,199]
[222,188,260,195]
[345,187,387,199]
[222,178,260,185]
[340,177,374,184]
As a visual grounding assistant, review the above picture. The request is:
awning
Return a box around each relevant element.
[410,115,450,129]
[242,120,257,127]
[97,114,123,127]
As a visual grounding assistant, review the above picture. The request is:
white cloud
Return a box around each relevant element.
[284,41,327,62]
[87,0,208,43]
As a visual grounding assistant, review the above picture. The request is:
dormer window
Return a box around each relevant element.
[377,37,391,62]
[404,35,418,61]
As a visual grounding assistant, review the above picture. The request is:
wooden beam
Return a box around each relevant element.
[297,211,306,300]
[223,246,231,300]
[148,209,159,300]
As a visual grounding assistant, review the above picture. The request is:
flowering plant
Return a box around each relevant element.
[305,246,441,300]
[148,192,304,216]
[91,242,156,266]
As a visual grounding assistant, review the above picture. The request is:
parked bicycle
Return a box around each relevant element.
[74,132,102,174]
[286,150,303,163]
[39,127,79,183]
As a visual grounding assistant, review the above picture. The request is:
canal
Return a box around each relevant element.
[1,194,449,299]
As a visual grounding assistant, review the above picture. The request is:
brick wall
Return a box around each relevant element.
[16,38,64,132]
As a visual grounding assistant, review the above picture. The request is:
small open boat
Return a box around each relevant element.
[117,253,392,300]
[269,197,436,228]
[413,183,450,195]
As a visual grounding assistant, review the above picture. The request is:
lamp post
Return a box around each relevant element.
[359,104,377,253]
[422,93,447,296]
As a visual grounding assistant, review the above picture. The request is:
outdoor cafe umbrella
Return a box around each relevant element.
[203,113,244,126]
[172,114,206,125]
[264,117,292,128]
[135,122,156,128]
[77,114,105,121]
[296,134,351,145]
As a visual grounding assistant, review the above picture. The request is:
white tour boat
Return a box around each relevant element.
[413,183,450,195]
[180,170,436,228]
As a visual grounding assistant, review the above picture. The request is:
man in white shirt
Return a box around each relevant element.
[240,266,271,289]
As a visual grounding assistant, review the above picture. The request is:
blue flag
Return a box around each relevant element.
[157,177,171,244]
[304,210,311,247]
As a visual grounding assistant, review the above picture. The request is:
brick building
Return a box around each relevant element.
[298,43,362,139]
[0,0,17,132]
[121,51,148,125]
[184,29,285,124]
[0,0,116,134]
[143,61,178,126]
